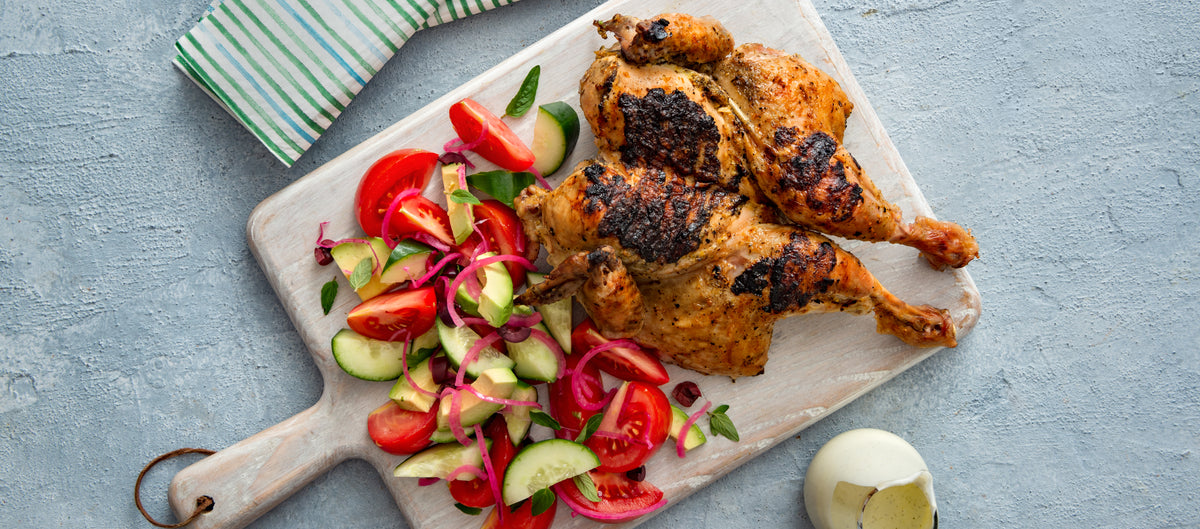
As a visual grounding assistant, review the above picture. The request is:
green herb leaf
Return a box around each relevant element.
[575,413,603,444]
[530,409,562,430]
[349,258,373,290]
[530,487,555,516]
[708,405,739,442]
[320,278,338,315]
[449,188,482,205]
[506,65,540,117]
[467,170,537,208]
[573,473,600,503]
[453,503,482,515]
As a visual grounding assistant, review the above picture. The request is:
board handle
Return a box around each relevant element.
[167,397,353,529]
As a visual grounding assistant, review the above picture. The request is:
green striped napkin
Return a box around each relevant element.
[174,0,518,166]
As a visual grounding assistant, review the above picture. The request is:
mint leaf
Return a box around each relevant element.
[708,405,739,442]
[573,473,600,503]
[530,409,561,430]
[530,487,555,516]
[349,258,373,290]
[449,188,482,205]
[467,170,536,208]
[575,413,602,443]
[453,503,482,515]
[506,65,540,117]
[320,278,338,315]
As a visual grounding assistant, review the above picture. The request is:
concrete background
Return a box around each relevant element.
[1,0,1197,527]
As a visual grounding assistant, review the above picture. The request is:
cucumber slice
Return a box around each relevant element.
[437,318,515,378]
[455,280,481,317]
[429,427,474,444]
[330,328,409,381]
[330,237,392,300]
[500,382,538,445]
[501,439,599,505]
[379,240,433,284]
[506,318,561,382]
[669,404,707,451]
[526,273,572,353]
[394,439,492,480]
[530,102,581,177]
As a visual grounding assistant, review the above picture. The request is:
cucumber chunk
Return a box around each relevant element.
[506,319,561,382]
[476,252,514,327]
[669,404,707,451]
[500,382,538,445]
[394,439,492,480]
[379,240,433,284]
[526,273,572,353]
[530,102,580,177]
[330,328,410,381]
[437,318,515,378]
[502,439,599,505]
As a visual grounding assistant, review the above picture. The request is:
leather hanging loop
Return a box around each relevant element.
[134,448,216,528]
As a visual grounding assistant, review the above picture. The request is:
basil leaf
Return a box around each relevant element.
[712,404,730,415]
[506,65,540,117]
[575,413,603,444]
[573,473,600,503]
[530,409,562,430]
[449,188,482,205]
[453,503,482,515]
[349,258,373,289]
[708,407,740,442]
[530,488,555,516]
[467,170,537,208]
[320,278,338,315]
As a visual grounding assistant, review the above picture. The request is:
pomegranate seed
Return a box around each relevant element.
[672,381,702,407]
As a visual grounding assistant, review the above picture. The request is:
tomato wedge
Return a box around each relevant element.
[449,99,535,172]
[585,381,671,472]
[460,199,530,289]
[572,318,670,385]
[553,470,664,523]
[347,286,437,341]
[479,494,556,529]
[355,149,440,238]
[547,350,605,436]
[366,400,438,455]
[449,417,517,509]
[385,193,456,247]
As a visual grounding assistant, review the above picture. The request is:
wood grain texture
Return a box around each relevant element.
[168,0,980,527]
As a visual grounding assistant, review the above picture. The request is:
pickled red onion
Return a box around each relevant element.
[527,165,551,190]
[475,423,505,525]
[443,119,490,153]
[445,464,487,482]
[555,480,668,522]
[411,252,462,288]
[454,331,504,388]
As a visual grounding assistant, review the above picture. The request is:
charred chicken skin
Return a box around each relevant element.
[515,13,971,377]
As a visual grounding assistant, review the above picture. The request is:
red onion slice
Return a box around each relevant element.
[380,188,422,249]
[411,252,462,288]
[445,463,486,482]
[443,119,490,153]
[555,481,668,522]
[454,331,503,388]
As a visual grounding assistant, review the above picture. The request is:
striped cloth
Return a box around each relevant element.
[174,0,518,166]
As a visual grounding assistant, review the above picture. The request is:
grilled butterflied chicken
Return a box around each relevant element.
[514,13,971,377]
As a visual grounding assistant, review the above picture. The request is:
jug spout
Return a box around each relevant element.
[860,471,936,529]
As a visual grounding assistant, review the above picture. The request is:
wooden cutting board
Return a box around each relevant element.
[168,0,981,527]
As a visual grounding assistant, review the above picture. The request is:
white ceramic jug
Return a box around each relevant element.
[804,428,937,529]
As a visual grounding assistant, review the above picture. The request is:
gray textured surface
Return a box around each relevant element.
[1,0,1197,527]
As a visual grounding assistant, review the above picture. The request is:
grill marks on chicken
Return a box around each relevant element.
[515,13,971,377]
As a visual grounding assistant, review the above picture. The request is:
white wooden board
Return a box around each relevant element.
[169,0,981,527]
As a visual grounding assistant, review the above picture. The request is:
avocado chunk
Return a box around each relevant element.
[475,252,514,327]
[436,367,518,433]
[669,404,707,451]
[441,163,475,245]
[388,354,439,413]
[330,237,393,300]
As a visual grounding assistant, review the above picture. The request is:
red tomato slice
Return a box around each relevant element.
[572,318,670,385]
[584,381,671,472]
[547,351,605,436]
[479,494,556,529]
[366,400,438,455]
[347,286,437,341]
[449,99,535,172]
[460,199,529,289]
[449,417,517,509]
[553,470,664,523]
[354,149,440,238]
[386,193,455,247]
